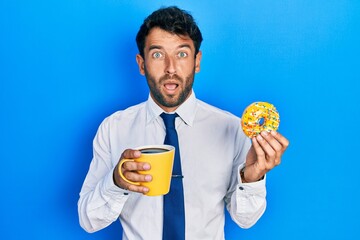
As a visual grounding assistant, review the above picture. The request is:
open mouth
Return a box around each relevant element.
[164,83,178,90]
[163,83,179,94]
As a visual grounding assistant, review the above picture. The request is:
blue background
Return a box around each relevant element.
[1,0,359,239]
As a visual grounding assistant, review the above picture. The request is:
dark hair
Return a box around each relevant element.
[136,6,203,58]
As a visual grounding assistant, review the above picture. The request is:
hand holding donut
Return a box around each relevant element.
[241,102,289,182]
[242,130,289,182]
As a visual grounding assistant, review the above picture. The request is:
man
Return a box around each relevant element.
[78,6,289,240]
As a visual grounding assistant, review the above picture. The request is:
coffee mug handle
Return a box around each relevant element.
[118,159,141,186]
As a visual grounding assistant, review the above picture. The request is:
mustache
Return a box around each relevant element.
[159,74,183,83]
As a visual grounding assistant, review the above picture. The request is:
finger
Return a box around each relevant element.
[124,170,152,183]
[127,184,149,194]
[246,137,267,180]
[251,136,266,169]
[270,131,290,149]
[122,161,151,172]
[116,149,153,195]
[260,131,283,165]
[261,131,283,152]
[121,149,141,159]
[123,169,152,194]
[120,149,151,171]
[113,164,150,193]
[256,132,276,163]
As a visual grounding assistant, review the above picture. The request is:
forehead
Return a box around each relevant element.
[144,27,195,51]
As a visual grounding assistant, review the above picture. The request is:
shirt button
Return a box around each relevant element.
[124,192,129,195]
[239,186,244,191]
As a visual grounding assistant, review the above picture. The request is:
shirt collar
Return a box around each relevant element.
[146,91,197,127]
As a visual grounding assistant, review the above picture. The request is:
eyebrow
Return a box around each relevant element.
[148,44,192,51]
[178,44,192,50]
[148,45,163,51]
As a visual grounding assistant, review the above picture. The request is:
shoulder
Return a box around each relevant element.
[194,99,243,134]
[194,99,249,147]
[101,101,147,127]
[196,99,240,122]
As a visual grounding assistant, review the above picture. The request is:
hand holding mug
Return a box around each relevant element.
[114,145,175,196]
[114,149,152,194]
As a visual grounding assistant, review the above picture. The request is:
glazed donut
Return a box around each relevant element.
[241,102,280,138]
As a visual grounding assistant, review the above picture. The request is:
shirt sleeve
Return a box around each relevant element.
[77,117,130,233]
[228,163,267,228]
[225,126,267,229]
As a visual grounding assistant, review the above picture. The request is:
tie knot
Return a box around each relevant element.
[160,113,177,129]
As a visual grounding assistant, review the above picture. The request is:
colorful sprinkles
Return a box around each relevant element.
[241,102,280,138]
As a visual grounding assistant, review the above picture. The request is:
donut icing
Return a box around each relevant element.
[241,102,280,138]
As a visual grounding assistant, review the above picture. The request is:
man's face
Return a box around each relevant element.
[136,27,202,112]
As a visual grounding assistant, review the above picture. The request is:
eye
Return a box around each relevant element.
[152,52,163,59]
[177,52,188,58]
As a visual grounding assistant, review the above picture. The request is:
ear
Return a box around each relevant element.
[195,50,202,73]
[136,54,145,75]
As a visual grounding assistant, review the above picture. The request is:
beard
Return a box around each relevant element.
[144,68,195,109]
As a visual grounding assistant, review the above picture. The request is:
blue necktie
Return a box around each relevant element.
[161,113,185,240]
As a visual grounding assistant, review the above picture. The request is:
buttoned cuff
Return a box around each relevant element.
[237,164,266,194]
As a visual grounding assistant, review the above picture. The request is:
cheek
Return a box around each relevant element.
[145,61,165,75]
[178,60,196,72]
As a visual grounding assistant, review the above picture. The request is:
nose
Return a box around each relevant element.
[165,55,176,77]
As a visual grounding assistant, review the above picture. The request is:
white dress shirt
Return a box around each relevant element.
[78,92,267,240]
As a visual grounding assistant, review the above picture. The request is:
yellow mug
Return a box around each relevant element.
[118,144,175,196]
